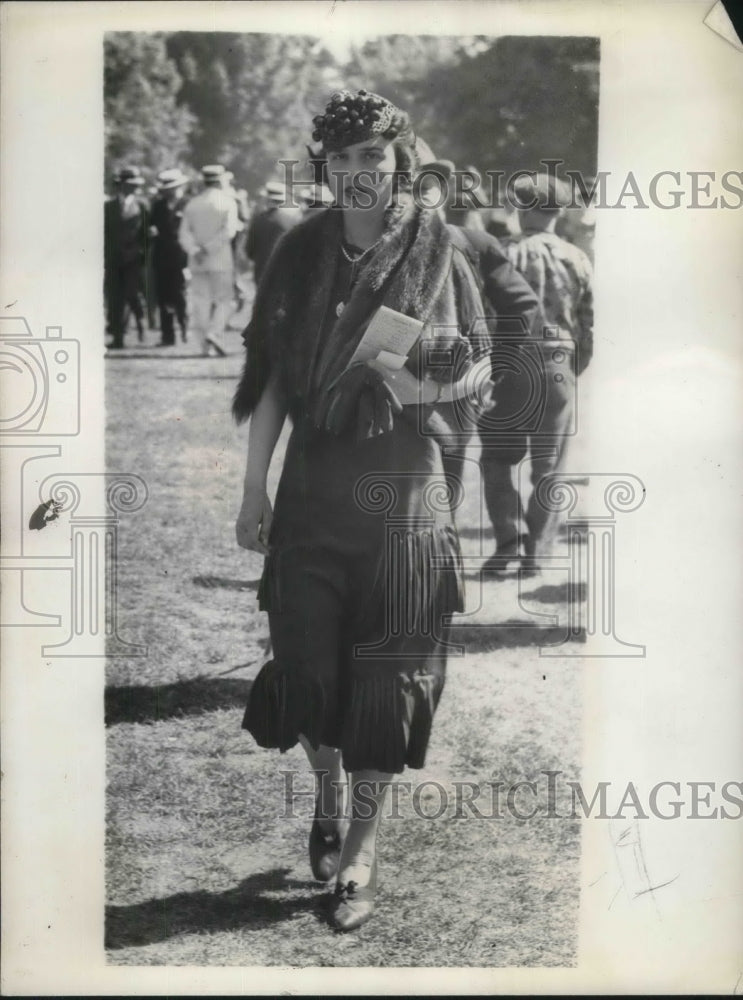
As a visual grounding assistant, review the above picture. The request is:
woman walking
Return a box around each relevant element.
[233,90,492,931]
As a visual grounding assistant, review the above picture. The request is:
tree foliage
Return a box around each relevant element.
[423,37,600,178]
[104,32,195,181]
[104,32,599,194]
[166,33,335,191]
[344,35,483,118]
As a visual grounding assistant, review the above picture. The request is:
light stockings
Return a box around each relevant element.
[299,737,345,832]
[340,769,391,887]
[299,738,391,889]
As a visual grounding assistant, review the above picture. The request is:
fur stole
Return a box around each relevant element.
[232,197,490,424]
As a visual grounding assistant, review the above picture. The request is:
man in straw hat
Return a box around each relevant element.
[221,169,252,312]
[178,164,239,356]
[150,168,190,346]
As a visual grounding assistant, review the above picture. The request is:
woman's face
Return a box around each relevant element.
[325,138,397,212]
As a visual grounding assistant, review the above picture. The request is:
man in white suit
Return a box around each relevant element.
[179,164,239,356]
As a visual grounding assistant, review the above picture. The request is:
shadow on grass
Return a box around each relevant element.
[106,867,326,949]
[450,622,586,652]
[456,525,494,540]
[105,676,253,726]
[192,575,261,591]
[521,581,587,604]
[106,352,204,361]
[455,507,592,546]
[156,373,241,379]
[559,524,588,542]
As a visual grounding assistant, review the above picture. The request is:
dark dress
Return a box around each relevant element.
[237,203,497,774]
[243,252,464,773]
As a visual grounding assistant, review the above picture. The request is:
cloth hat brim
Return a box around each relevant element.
[116,166,145,186]
[312,187,334,205]
[264,182,286,202]
[512,173,572,209]
[201,165,226,183]
[417,159,456,180]
[158,176,188,191]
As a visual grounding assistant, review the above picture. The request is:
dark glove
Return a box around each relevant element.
[421,334,473,384]
[316,363,403,441]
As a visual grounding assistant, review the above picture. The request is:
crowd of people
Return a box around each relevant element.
[103,164,331,354]
[103,153,594,359]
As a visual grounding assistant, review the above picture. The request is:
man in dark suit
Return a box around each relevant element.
[246,181,303,286]
[414,149,543,561]
[490,173,594,569]
[104,166,149,349]
[149,168,189,346]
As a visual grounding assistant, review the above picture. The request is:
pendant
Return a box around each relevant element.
[335,301,345,317]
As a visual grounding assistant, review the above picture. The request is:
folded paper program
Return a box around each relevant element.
[341,305,491,406]
[347,305,423,367]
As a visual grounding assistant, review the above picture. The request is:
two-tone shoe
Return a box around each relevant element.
[328,859,378,932]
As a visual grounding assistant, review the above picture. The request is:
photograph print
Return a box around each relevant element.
[103,27,600,967]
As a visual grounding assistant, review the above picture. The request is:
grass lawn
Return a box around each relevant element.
[105,320,585,967]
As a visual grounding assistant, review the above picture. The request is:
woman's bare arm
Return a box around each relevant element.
[236,371,288,554]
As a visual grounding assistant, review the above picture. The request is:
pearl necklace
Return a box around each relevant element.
[340,234,384,264]
[335,236,384,316]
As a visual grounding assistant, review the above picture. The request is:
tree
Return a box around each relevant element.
[423,37,600,179]
[104,32,195,185]
[167,33,336,192]
[344,34,486,149]
[338,34,599,180]
[103,32,599,199]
